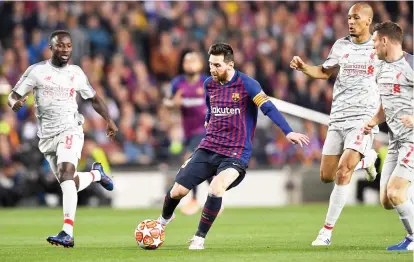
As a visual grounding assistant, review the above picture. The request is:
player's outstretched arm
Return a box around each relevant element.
[245,79,310,147]
[8,91,28,112]
[89,95,118,140]
[363,104,386,134]
[290,56,334,80]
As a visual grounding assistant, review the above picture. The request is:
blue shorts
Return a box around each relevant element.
[175,148,248,191]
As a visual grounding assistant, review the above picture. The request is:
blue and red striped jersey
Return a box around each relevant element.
[198,71,288,165]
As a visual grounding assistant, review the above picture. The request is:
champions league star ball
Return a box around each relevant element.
[135,219,166,249]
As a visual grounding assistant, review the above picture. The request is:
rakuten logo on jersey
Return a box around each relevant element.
[212,106,241,116]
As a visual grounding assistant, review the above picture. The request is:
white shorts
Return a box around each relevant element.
[39,129,84,176]
[322,123,374,156]
[380,140,414,188]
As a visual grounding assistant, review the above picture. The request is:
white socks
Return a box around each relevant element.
[61,180,78,237]
[325,184,350,228]
[75,170,101,192]
[394,200,414,239]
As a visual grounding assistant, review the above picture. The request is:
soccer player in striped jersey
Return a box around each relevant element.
[164,51,211,215]
[364,21,414,251]
[157,43,309,250]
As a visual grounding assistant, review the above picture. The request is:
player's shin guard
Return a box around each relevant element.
[162,191,181,219]
[61,180,77,237]
[394,200,414,239]
[74,171,101,192]
[195,194,222,238]
[325,184,350,228]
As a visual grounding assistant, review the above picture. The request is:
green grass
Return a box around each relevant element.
[0,205,412,261]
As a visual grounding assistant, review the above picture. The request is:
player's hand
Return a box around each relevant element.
[286,132,310,147]
[363,120,377,134]
[290,56,307,71]
[106,119,118,140]
[400,115,414,128]
[11,96,28,112]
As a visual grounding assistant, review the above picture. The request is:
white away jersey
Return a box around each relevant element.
[376,52,413,143]
[323,36,379,126]
[12,60,96,139]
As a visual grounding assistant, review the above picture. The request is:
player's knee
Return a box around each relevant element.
[386,187,405,206]
[380,198,394,210]
[209,178,226,197]
[319,169,335,183]
[335,164,353,184]
[170,183,190,199]
[57,165,76,182]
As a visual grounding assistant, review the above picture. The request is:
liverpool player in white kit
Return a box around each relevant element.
[8,31,118,248]
[290,3,379,246]
[364,21,414,251]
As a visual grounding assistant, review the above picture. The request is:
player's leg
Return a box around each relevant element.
[386,143,414,251]
[379,150,398,210]
[158,149,215,225]
[313,127,368,246]
[320,129,344,183]
[73,162,113,192]
[354,132,378,181]
[66,134,113,192]
[45,133,82,247]
[189,158,247,250]
[180,151,201,215]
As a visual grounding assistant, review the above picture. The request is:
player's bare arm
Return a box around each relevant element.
[8,91,28,112]
[89,94,118,140]
[363,104,386,134]
[290,56,335,80]
[400,115,414,128]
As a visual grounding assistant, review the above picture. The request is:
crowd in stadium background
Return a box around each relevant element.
[0,1,412,206]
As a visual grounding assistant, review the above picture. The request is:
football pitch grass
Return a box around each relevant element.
[0,205,412,262]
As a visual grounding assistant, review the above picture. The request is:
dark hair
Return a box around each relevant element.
[49,30,71,44]
[208,43,234,62]
[373,21,403,44]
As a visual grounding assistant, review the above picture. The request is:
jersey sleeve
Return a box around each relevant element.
[76,67,96,99]
[244,77,270,108]
[12,65,38,96]
[322,40,341,69]
[170,76,181,97]
[244,77,293,135]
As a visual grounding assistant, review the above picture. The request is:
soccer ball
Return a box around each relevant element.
[135,219,165,249]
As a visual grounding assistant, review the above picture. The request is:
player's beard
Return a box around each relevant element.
[215,71,228,83]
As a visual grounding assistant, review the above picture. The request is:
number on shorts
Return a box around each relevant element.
[181,157,192,169]
[65,135,73,149]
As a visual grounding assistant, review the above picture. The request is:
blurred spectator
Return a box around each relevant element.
[0,1,412,180]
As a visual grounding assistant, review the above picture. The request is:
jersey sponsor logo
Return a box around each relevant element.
[342,64,374,76]
[232,93,240,102]
[42,85,75,99]
[44,76,52,81]
[211,106,241,116]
